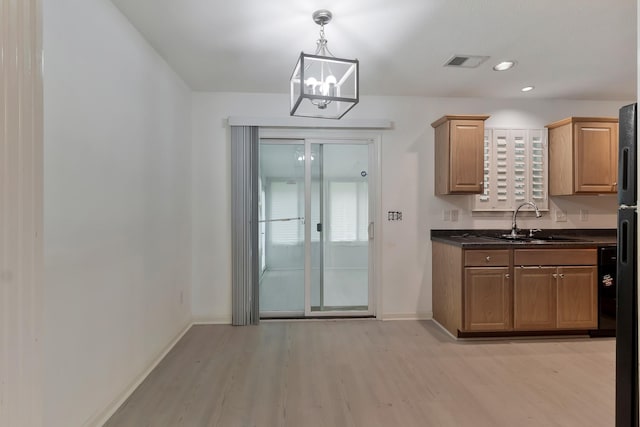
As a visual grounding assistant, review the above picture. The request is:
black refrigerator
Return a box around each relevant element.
[617,102,638,427]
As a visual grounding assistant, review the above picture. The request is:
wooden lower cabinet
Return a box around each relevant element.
[514,267,556,330]
[464,267,511,331]
[513,262,597,331]
[432,243,598,337]
[556,266,598,329]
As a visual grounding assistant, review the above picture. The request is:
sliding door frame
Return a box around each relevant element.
[260,127,382,319]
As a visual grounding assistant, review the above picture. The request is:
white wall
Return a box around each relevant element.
[43,0,192,425]
[192,93,628,321]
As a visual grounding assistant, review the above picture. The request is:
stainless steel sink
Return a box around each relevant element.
[493,234,589,243]
[498,234,529,241]
[529,235,588,242]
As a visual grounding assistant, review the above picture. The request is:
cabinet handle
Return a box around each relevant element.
[613,182,617,186]
[485,256,491,262]
[479,182,484,185]
[552,273,558,279]
[559,273,565,279]
[505,274,510,279]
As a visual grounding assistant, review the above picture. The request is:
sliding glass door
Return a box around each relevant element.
[258,141,306,316]
[259,138,374,318]
[310,143,370,312]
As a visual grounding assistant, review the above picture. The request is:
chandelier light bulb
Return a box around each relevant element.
[304,77,318,93]
[323,75,337,96]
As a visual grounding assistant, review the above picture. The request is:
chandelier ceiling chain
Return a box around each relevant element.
[315,25,334,58]
[314,10,334,58]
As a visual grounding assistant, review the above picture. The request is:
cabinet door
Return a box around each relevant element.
[449,120,484,193]
[556,266,597,329]
[574,121,618,193]
[463,267,511,331]
[514,267,556,330]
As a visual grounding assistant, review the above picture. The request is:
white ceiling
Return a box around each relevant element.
[111,0,637,100]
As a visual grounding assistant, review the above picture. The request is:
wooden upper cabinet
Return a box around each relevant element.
[431,115,490,194]
[546,117,618,195]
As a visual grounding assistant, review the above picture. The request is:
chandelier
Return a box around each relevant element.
[289,10,359,119]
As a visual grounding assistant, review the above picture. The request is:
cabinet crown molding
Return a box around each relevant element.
[545,116,618,129]
[431,114,490,128]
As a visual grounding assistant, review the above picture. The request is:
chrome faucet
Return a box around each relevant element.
[510,201,542,238]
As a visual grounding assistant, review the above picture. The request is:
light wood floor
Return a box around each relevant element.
[105,320,615,427]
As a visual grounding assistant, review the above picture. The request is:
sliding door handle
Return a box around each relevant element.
[368,222,374,240]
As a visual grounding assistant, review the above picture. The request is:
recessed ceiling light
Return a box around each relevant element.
[521,86,535,92]
[493,61,516,71]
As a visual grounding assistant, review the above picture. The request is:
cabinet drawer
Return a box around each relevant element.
[464,250,510,266]
[514,249,596,266]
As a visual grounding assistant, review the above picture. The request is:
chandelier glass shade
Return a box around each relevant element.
[290,10,359,119]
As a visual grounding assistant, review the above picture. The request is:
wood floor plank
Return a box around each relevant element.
[104,320,615,427]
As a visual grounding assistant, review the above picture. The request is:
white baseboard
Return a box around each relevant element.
[90,322,193,427]
[381,311,433,321]
[192,316,231,325]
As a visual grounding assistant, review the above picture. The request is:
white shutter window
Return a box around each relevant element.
[473,129,548,212]
[495,130,510,204]
[478,129,492,204]
[270,181,302,244]
[513,130,527,204]
[259,177,266,272]
[329,182,358,242]
[328,180,368,243]
[357,181,369,241]
[529,129,547,203]
[311,180,320,242]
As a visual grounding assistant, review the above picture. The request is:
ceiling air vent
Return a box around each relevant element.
[444,55,490,68]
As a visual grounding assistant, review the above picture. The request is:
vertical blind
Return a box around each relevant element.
[269,181,303,244]
[231,126,259,326]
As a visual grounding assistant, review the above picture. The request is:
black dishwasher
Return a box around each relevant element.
[590,246,617,337]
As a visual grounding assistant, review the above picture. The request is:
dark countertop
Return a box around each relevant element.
[431,228,617,249]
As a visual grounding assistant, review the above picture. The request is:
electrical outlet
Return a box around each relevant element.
[442,209,451,221]
[580,209,589,222]
[450,209,459,222]
[554,209,567,222]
